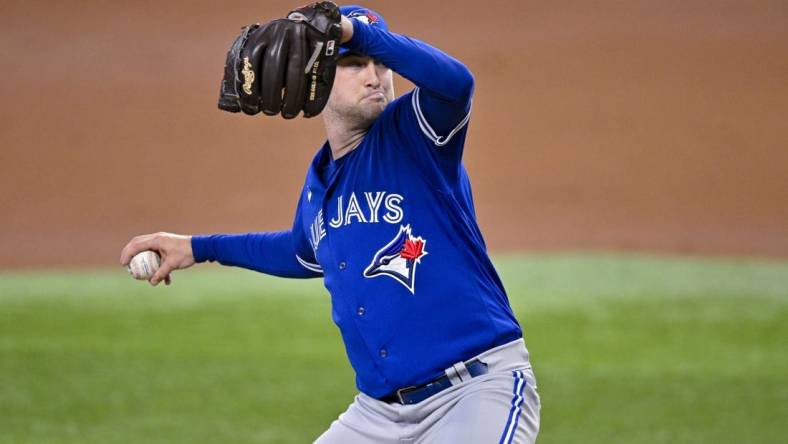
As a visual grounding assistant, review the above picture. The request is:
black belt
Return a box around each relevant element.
[380,359,489,405]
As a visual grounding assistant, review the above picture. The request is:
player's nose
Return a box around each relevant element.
[362,61,381,89]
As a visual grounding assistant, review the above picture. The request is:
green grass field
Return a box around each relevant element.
[1,253,787,444]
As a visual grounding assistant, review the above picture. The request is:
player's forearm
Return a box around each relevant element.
[191,231,321,279]
[342,17,474,103]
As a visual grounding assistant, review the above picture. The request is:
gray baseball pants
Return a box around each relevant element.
[314,338,540,444]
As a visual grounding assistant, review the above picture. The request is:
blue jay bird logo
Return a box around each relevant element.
[347,10,381,26]
[363,225,428,294]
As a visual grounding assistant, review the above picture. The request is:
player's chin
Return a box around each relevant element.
[363,98,388,115]
[345,100,386,127]
[352,102,383,121]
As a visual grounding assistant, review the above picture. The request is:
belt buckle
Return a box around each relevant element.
[396,385,417,404]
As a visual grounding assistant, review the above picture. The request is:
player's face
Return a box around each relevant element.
[327,54,395,127]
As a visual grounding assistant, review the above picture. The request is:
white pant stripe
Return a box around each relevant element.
[499,370,526,444]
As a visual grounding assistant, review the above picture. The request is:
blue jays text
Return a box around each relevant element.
[192,15,524,399]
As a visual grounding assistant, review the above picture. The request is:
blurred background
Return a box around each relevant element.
[1,0,786,267]
[1,1,786,443]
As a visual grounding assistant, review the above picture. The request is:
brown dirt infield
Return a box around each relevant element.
[1,0,786,268]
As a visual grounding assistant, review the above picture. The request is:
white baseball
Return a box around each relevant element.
[128,250,162,280]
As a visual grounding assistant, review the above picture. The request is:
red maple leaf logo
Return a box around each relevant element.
[366,12,379,24]
[400,238,424,260]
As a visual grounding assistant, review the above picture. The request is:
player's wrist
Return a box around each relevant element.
[340,15,354,43]
[182,235,195,265]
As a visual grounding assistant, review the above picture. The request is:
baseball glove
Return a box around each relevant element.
[217,1,343,119]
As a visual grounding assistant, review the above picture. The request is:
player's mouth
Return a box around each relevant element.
[363,91,386,102]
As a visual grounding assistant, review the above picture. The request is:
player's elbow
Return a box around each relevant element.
[421,59,475,104]
[446,62,475,102]
[453,64,475,102]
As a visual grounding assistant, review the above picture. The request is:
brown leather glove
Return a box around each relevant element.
[217,2,343,119]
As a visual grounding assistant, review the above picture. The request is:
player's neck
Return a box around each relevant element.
[323,116,368,160]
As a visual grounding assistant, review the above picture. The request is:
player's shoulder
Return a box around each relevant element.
[372,89,421,134]
[376,88,470,150]
[381,89,417,121]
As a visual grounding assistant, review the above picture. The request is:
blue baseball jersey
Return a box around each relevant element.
[193,16,523,398]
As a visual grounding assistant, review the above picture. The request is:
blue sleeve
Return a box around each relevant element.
[191,231,322,279]
[343,19,473,143]
[190,186,323,278]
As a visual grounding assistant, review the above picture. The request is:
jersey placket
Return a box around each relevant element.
[316,146,393,387]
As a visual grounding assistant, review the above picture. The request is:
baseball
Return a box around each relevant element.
[127,250,161,280]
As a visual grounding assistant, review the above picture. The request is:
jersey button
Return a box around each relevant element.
[357,306,366,316]
[339,261,347,270]
[379,348,388,358]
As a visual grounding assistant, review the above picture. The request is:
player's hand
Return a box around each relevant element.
[120,232,195,287]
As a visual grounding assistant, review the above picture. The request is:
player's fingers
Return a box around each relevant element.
[259,20,289,116]
[281,23,308,119]
[149,257,175,286]
[120,234,160,265]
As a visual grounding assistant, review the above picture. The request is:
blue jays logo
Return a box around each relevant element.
[363,225,428,294]
[347,10,380,26]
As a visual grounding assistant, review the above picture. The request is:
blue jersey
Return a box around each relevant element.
[192,17,522,398]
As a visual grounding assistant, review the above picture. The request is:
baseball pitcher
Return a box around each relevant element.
[120,3,540,442]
